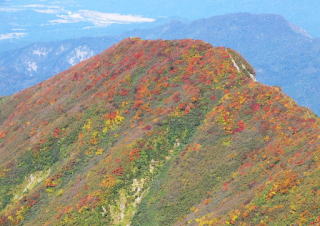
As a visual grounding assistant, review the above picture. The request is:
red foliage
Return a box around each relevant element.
[134,52,143,59]
[222,182,230,191]
[0,216,8,225]
[183,84,200,100]
[291,152,306,166]
[311,216,320,225]
[135,84,149,99]
[184,105,191,114]
[25,192,40,208]
[119,88,130,96]
[210,95,217,101]
[53,128,61,138]
[233,120,245,133]
[45,174,61,188]
[240,162,253,170]
[133,100,144,109]
[143,125,152,131]
[129,148,140,161]
[45,180,57,188]
[71,73,83,81]
[84,84,93,91]
[263,105,271,112]
[104,112,117,120]
[56,206,73,219]
[250,103,261,111]
[304,118,317,128]
[172,92,181,103]
[239,162,253,175]
[77,195,100,210]
[45,177,58,188]
[112,167,124,176]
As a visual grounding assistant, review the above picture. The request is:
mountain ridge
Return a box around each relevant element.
[0,13,319,115]
[0,38,319,225]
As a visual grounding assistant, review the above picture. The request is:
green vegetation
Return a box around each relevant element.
[0,38,319,225]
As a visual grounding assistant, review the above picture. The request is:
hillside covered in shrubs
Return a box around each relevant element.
[0,38,319,225]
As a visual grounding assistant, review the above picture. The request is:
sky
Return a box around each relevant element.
[0,0,319,50]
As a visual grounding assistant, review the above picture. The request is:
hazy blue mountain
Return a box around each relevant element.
[0,13,319,114]
[0,36,121,94]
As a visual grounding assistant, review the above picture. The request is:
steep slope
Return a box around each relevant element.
[0,38,319,225]
[1,13,319,115]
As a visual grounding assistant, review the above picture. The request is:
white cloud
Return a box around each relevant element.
[11,28,26,31]
[22,4,62,9]
[1,3,155,31]
[33,8,60,14]
[0,7,21,12]
[0,4,63,13]
[22,4,64,14]
[50,10,155,27]
[0,32,26,40]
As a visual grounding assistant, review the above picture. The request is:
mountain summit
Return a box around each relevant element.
[1,13,319,115]
[0,38,319,225]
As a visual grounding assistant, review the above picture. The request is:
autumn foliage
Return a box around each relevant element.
[0,38,318,226]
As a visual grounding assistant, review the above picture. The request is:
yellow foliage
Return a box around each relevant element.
[227,153,237,160]
[222,93,232,101]
[222,138,232,147]
[263,136,271,142]
[103,113,125,133]
[8,206,28,224]
[228,209,241,224]
[195,215,219,226]
[89,131,99,145]
[121,101,129,107]
[0,168,9,178]
[190,206,199,213]
[96,148,104,155]
[124,73,131,82]
[83,119,92,131]
[56,189,64,196]
[231,171,239,179]
[238,95,247,105]
[170,108,184,117]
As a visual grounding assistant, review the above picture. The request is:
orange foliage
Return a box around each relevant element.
[266,171,299,199]
[103,111,118,120]
[77,195,100,212]
[100,175,117,188]
[129,148,141,161]
[0,131,6,139]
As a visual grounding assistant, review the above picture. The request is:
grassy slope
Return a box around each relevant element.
[0,38,319,225]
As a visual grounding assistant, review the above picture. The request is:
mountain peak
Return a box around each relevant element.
[0,38,318,225]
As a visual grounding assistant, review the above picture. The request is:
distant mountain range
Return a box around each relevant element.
[0,36,119,95]
[1,38,319,225]
[0,13,319,114]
